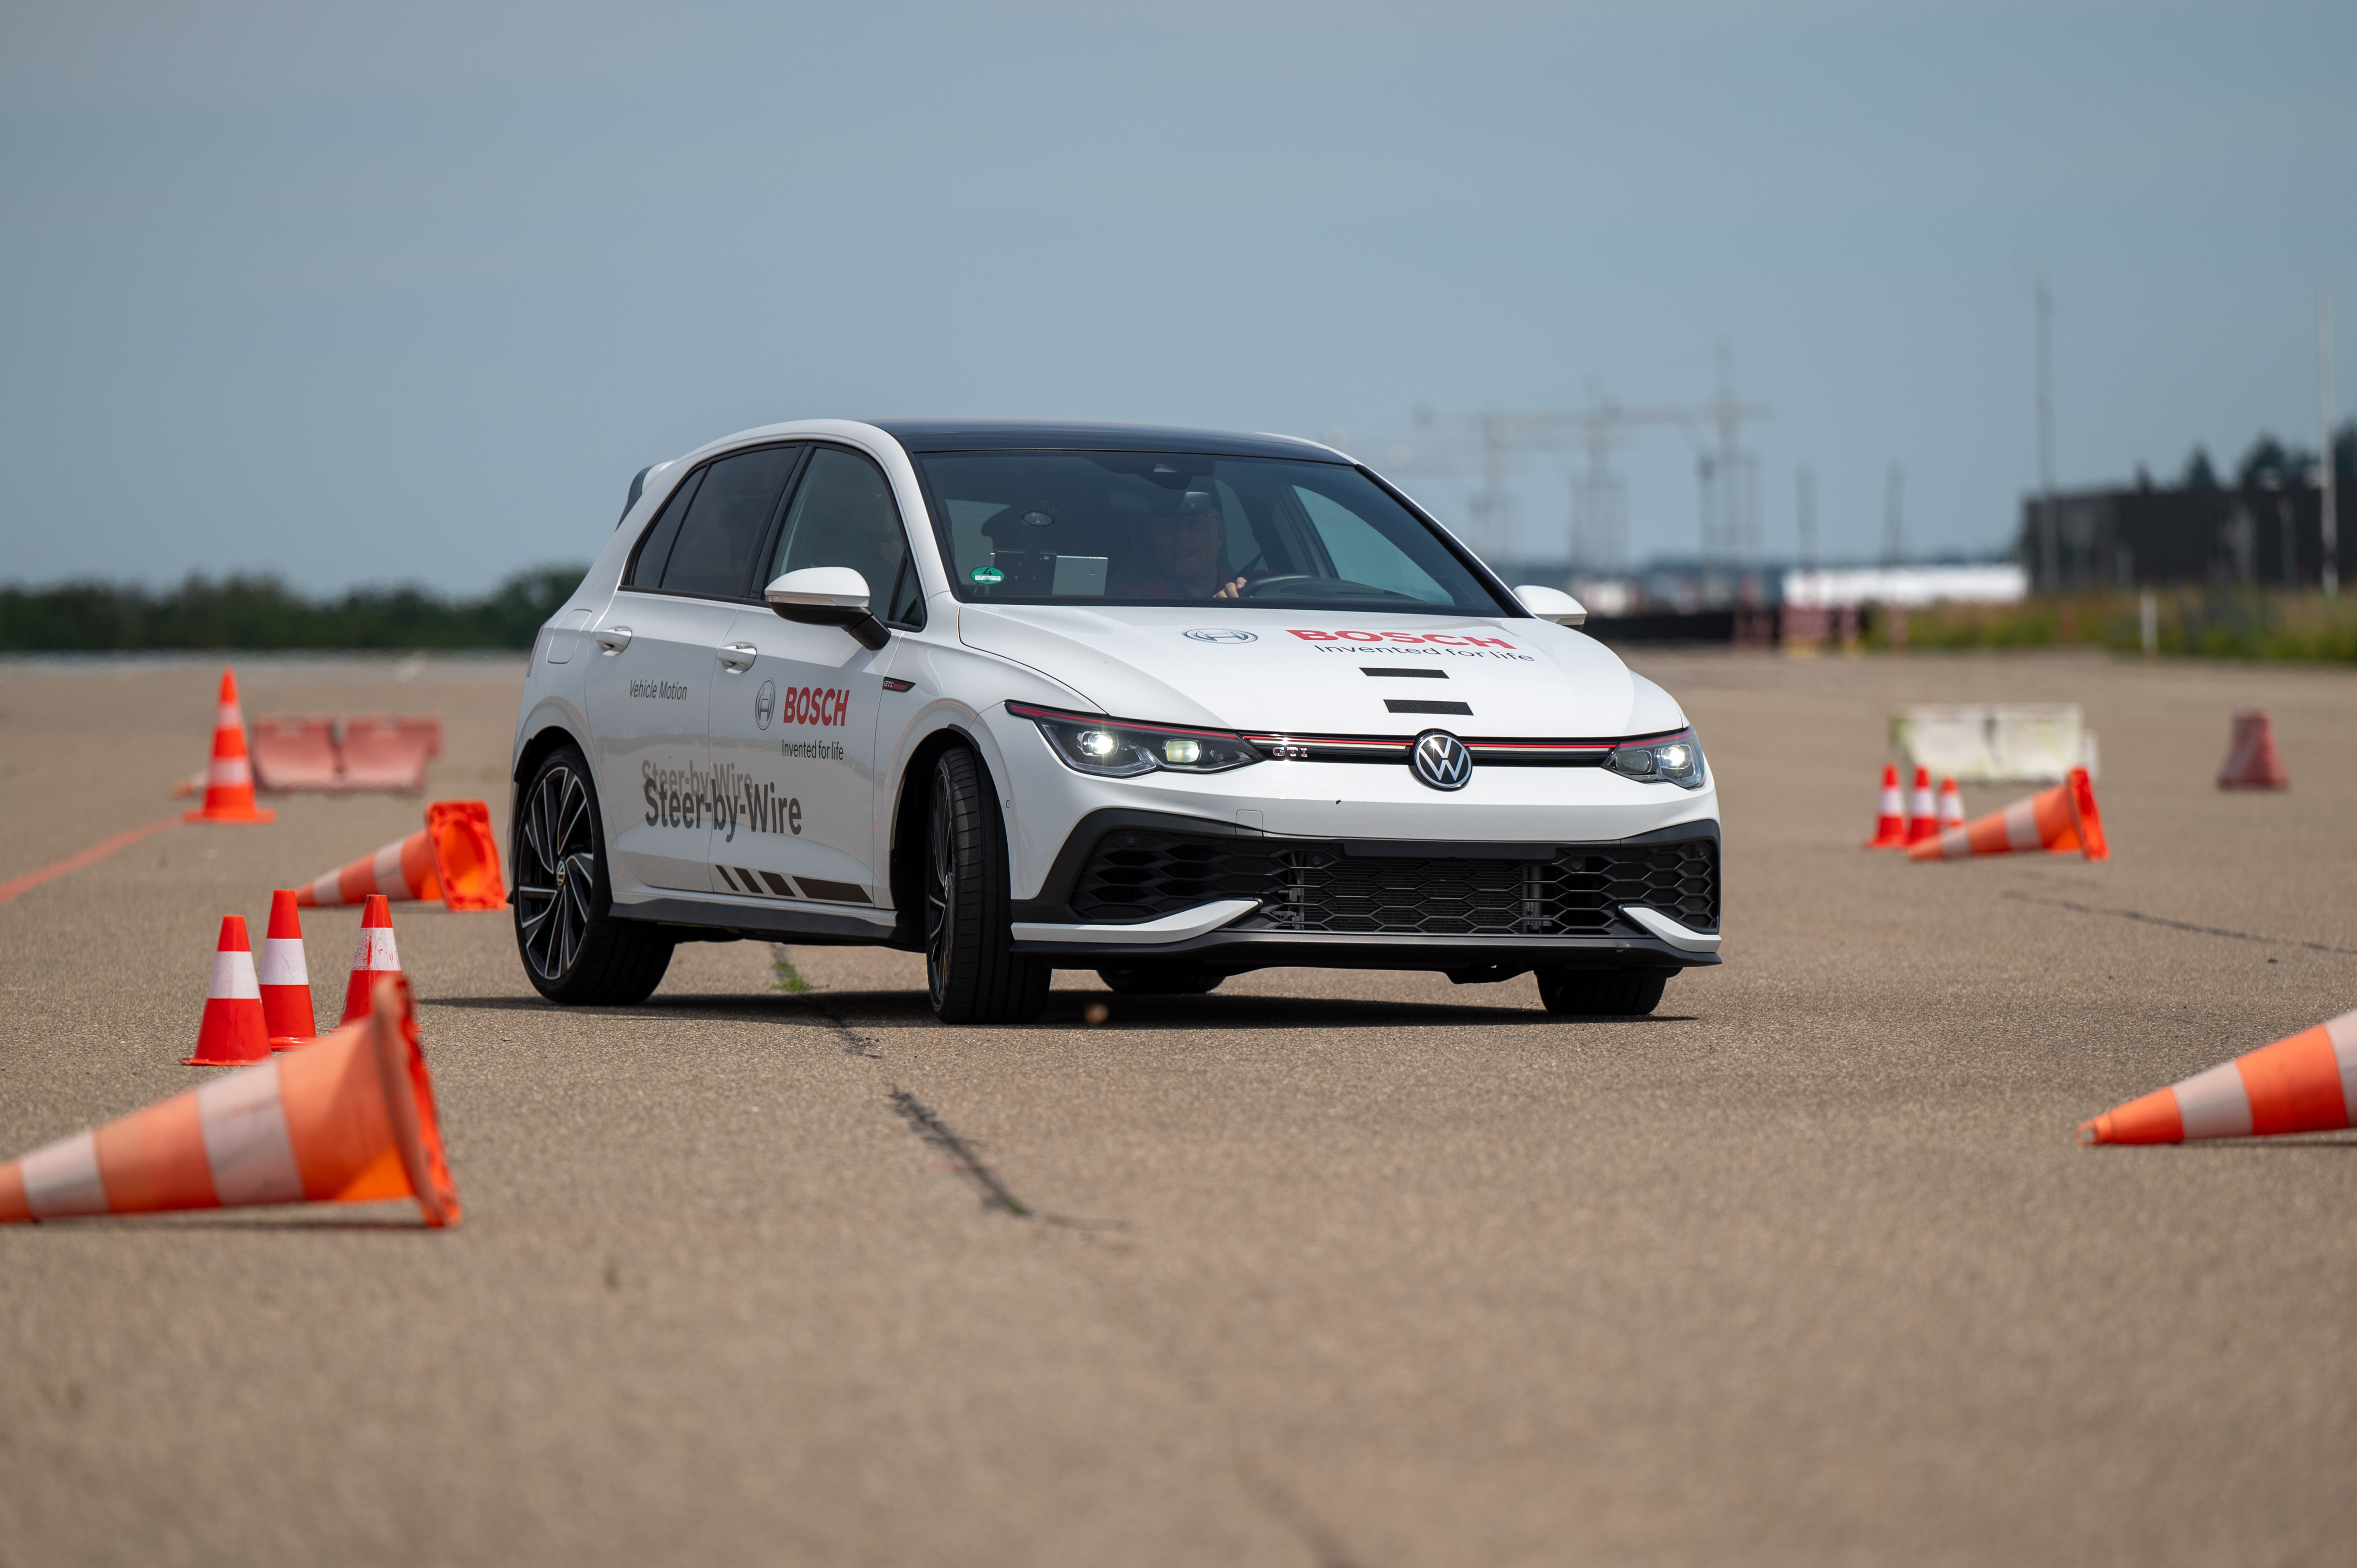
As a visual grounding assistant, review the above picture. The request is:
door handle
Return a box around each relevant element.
[594,627,633,654]
[717,642,758,672]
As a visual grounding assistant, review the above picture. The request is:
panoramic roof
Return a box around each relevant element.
[869,419,1346,462]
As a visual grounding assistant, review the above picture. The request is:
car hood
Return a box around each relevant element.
[957,603,1666,736]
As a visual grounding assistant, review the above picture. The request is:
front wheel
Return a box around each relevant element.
[924,748,1050,1024]
[513,743,675,1005]
[1535,967,1669,1017]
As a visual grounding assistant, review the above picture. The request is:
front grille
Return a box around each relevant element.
[1064,830,1718,936]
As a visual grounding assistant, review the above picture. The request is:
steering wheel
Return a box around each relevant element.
[1239,575,1316,597]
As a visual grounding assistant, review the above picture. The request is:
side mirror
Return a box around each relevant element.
[1512,584,1587,627]
[766,567,890,651]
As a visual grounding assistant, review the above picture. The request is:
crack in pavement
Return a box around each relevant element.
[2002,890,2357,955]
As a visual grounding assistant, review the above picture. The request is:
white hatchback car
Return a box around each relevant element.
[511,420,1720,1023]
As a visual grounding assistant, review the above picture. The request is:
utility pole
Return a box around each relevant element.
[1882,465,1906,567]
[2323,291,2339,599]
[2036,278,2059,592]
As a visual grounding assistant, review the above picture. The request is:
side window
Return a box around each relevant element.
[624,468,704,588]
[659,446,799,599]
[768,447,915,622]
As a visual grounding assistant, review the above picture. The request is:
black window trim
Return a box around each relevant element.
[900,449,1529,619]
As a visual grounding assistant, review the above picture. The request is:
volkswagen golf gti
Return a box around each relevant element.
[510,420,1721,1024]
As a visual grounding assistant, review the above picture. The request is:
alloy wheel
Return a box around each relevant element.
[517,761,597,983]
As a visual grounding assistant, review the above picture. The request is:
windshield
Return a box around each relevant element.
[914,452,1513,613]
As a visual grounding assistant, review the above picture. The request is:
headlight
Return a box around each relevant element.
[1009,702,1264,777]
[1606,729,1706,789]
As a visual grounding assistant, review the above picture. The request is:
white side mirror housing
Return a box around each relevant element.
[1513,584,1587,627]
[765,566,871,611]
[765,567,887,649]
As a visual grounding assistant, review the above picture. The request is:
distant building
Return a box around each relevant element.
[2019,481,2347,592]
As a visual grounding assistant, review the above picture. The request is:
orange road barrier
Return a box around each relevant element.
[259,890,318,1049]
[294,800,506,912]
[0,817,181,909]
[338,715,435,794]
[1862,764,1908,849]
[1903,766,1938,845]
[1937,776,1965,832]
[185,916,272,1067]
[1,977,461,1227]
[2079,1007,2357,1145]
[339,895,403,1026]
[182,670,274,824]
[250,715,341,791]
[2217,709,2289,790]
[1910,767,2109,862]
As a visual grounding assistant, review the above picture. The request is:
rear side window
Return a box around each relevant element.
[655,446,799,599]
[767,447,913,619]
[624,469,703,588]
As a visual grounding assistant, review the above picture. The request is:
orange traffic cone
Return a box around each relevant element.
[1862,764,1908,848]
[182,670,275,825]
[1937,776,1965,831]
[184,916,272,1066]
[1910,767,2109,862]
[2217,710,2289,790]
[259,890,317,1049]
[1,977,460,1227]
[1903,766,1938,845]
[2079,1007,2357,1145]
[339,895,403,1026]
[293,799,506,911]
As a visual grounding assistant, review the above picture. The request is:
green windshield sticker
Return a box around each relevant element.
[970,566,1004,584]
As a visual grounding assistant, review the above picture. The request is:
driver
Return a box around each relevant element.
[1121,491,1248,599]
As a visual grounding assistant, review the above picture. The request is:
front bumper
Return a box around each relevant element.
[1007,809,1721,974]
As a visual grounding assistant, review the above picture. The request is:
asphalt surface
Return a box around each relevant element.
[1,647,2353,1567]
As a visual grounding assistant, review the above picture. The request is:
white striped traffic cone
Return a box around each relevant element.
[185,916,272,1066]
[259,889,318,1049]
[182,670,275,825]
[339,894,402,1026]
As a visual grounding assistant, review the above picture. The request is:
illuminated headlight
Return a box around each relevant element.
[1011,702,1262,777]
[1607,730,1706,789]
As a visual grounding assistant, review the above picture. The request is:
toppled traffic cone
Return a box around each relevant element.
[2,977,460,1227]
[1910,766,2109,862]
[340,895,403,1026]
[1937,776,1965,831]
[182,670,275,825]
[185,916,272,1066]
[259,890,318,1049]
[2217,710,2289,790]
[2079,1007,2357,1145]
[1903,766,1938,846]
[294,800,506,912]
[1863,764,1908,849]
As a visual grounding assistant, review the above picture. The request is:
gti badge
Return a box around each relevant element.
[754,679,775,730]
[1184,628,1258,643]
[1411,730,1472,791]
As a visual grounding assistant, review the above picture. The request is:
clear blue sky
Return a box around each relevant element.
[3,1,2350,592]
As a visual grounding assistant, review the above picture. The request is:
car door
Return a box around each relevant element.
[710,443,925,909]
[586,444,800,896]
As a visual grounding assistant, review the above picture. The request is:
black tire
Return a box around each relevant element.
[513,743,675,1005]
[924,748,1050,1024]
[1096,964,1226,996]
[1535,967,1669,1017]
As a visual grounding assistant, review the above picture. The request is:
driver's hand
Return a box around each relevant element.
[1214,576,1247,599]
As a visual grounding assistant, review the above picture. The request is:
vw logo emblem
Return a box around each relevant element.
[1411,730,1473,791]
[754,679,775,730]
[1184,628,1258,644]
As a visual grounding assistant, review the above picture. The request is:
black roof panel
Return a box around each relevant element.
[869,419,1346,462]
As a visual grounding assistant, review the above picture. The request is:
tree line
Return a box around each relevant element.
[0,565,590,651]
[2169,421,2355,492]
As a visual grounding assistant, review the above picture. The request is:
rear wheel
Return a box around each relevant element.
[1535,967,1669,1017]
[1096,963,1226,996]
[514,743,675,1005]
[925,748,1051,1024]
